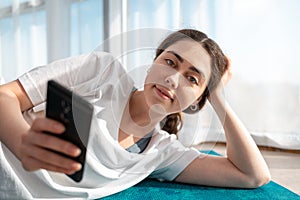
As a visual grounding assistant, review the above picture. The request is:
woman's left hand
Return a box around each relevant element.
[209,56,232,101]
[220,56,232,86]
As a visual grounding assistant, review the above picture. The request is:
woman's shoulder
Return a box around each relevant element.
[82,51,125,74]
[88,51,119,64]
[57,51,118,68]
[88,51,113,59]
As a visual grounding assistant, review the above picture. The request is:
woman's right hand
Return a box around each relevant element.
[19,117,82,175]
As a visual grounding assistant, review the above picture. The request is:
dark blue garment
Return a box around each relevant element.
[126,130,153,154]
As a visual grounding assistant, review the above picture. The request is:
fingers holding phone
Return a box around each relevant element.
[20,117,82,174]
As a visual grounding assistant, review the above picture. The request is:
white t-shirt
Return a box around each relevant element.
[0,52,201,199]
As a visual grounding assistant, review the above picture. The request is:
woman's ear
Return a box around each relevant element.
[183,98,201,114]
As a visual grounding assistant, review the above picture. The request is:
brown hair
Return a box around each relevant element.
[155,29,228,135]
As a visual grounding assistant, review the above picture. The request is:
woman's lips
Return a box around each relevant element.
[154,85,174,101]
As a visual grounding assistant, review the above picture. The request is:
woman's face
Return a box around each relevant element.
[144,40,211,114]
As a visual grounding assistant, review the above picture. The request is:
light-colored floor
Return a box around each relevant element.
[195,143,300,195]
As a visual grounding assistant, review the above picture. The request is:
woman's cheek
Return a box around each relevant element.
[175,88,196,110]
[145,67,164,85]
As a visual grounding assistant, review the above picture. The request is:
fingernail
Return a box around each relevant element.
[68,147,81,156]
[74,148,81,156]
[72,163,82,171]
[54,123,65,132]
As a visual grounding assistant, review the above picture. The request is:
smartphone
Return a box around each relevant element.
[45,80,93,182]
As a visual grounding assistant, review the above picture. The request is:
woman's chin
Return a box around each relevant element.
[149,104,167,116]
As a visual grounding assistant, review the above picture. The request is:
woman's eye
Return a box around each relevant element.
[188,76,198,85]
[165,59,175,67]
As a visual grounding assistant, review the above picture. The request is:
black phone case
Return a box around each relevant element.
[45,80,93,182]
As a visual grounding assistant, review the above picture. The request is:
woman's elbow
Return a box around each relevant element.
[245,172,272,188]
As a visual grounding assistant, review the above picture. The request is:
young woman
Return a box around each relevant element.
[0,29,271,199]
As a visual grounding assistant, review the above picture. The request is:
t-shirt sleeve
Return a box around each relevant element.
[149,137,201,181]
[18,52,124,107]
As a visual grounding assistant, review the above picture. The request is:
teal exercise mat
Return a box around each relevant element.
[101,150,300,200]
[102,178,299,200]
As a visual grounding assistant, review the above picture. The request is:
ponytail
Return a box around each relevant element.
[160,113,183,135]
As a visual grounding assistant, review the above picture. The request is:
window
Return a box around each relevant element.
[0,0,46,82]
[70,0,104,56]
[0,0,104,82]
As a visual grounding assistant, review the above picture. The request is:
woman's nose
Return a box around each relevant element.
[165,73,179,88]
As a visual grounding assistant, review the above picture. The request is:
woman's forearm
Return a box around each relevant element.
[211,95,271,184]
[0,89,30,159]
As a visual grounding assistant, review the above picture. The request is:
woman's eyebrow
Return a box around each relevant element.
[189,66,206,81]
[166,50,206,80]
[167,51,184,63]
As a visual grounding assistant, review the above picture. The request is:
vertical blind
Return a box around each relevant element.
[0,0,46,82]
